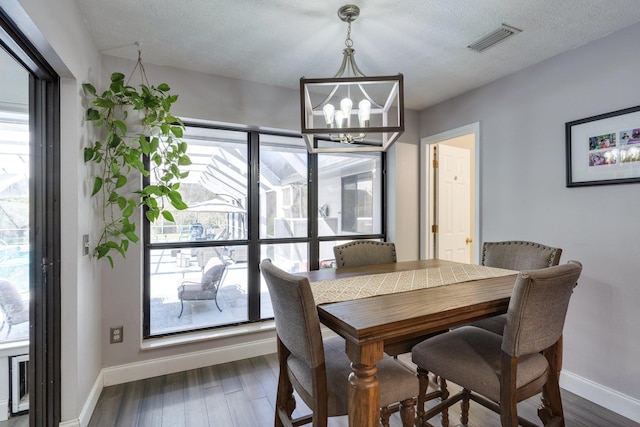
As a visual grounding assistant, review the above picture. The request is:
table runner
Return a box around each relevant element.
[310,264,517,305]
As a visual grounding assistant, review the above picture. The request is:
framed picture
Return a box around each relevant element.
[566,105,640,187]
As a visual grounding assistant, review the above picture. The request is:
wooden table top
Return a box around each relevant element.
[299,259,519,348]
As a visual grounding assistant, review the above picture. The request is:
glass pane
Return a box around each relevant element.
[259,135,308,238]
[148,245,249,335]
[0,47,30,342]
[150,127,248,244]
[260,243,308,319]
[317,152,382,236]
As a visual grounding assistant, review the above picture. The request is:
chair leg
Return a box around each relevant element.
[540,342,565,426]
[380,406,392,427]
[439,377,450,427]
[416,367,429,426]
[499,394,519,427]
[275,343,296,427]
[399,398,416,427]
[214,295,222,311]
[178,299,184,318]
[542,374,565,426]
[459,388,470,426]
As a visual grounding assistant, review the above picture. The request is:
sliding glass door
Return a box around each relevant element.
[1,8,61,425]
[0,47,30,344]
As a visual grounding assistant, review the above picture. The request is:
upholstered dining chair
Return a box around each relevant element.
[481,240,562,271]
[0,278,29,338]
[472,240,563,335]
[260,258,418,427]
[333,240,397,268]
[411,261,582,427]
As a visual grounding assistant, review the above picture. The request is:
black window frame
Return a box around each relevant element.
[143,124,386,339]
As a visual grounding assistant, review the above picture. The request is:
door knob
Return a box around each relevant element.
[465,237,473,244]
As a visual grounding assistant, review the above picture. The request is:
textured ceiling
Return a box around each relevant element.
[74,0,640,111]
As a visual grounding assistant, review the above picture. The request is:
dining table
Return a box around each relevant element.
[298,258,521,427]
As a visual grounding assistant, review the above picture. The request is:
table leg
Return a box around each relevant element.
[345,340,384,427]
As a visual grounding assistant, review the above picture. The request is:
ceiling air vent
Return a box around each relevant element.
[467,24,522,53]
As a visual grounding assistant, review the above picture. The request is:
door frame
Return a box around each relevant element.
[420,122,481,262]
[0,6,61,425]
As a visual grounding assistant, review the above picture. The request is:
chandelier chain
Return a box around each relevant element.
[345,20,353,48]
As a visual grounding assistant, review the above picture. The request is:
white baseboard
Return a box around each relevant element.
[78,369,104,427]
[103,337,276,387]
[561,370,640,423]
[60,369,103,427]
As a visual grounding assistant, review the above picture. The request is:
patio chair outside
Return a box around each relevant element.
[177,258,226,318]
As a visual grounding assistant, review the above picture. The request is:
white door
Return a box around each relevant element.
[436,144,472,262]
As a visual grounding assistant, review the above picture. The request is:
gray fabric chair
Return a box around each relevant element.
[481,240,562,271]
[260,258,418,427]
[177,257,226,318]
[333,240,397,268]
[0,279,29,338]
[411,261,582,427]
[472,240,563,335]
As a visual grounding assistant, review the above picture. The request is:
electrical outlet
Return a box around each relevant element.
[110,326,123,344]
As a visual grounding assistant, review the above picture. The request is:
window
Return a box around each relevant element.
[145,127,250,336]
[341,172,374,233]
[259,134,308,240]
[317,153,382,237]
[144,125,385,338]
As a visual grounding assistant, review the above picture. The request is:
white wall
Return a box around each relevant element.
[387,111,421,261]
[419,22,640,419]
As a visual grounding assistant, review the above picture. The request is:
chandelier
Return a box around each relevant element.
[300,4,404,153]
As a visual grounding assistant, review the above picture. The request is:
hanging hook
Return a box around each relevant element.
[126,41,150,87]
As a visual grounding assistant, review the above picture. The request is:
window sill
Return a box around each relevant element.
[0,340,29,357]
[141,320,276,351]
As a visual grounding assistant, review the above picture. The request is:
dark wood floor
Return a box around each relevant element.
[83,353,637,427]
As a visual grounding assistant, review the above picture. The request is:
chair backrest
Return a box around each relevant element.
[260,259,325,370]
[333,240,397,268]
[0,279,27,324]
[197,247,224,268]
[502,261,582,357]
[201,260,226,291]
[481,241,562,271]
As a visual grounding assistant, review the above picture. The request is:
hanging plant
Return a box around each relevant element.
[83,52,191,267]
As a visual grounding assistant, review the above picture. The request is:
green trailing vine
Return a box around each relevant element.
[83,65,191,267]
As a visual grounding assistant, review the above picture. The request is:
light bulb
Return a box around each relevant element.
[340,98,353,117]
[358,99,371,120]
[334,111,345,128]
[358,103,370,128]
[322,104,335,127]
